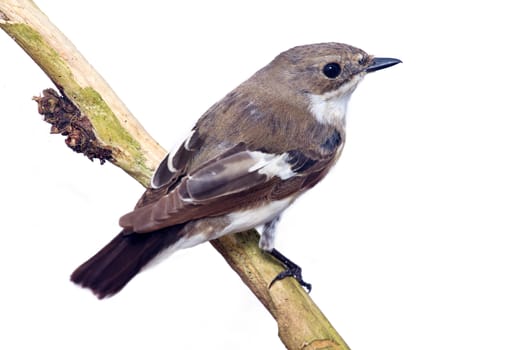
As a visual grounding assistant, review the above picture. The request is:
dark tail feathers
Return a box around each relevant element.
[71,225,183,299]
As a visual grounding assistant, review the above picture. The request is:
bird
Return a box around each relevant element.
[71,42,401,298]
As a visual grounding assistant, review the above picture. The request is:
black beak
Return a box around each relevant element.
[366,57,402,73]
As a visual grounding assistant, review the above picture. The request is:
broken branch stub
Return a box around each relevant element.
[34,88,113,164]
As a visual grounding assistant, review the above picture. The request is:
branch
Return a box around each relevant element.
[1,0,164,186]
[1,2,350,349]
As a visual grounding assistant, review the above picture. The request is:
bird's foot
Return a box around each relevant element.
[268,248,312,293]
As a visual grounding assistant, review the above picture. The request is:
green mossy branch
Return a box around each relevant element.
[2,23,75,86]
[74,87,152,184]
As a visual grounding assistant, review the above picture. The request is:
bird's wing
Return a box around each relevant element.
[150,128,204,190]
[119,142,335,234]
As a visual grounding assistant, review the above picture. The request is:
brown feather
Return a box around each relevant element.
[70,225,184,299]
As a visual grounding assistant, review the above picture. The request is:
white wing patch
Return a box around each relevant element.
[183,130,196,150]
[248,151,296,180]
[167,130,196,172]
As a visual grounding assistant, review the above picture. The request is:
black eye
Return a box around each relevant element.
[358,56,367,65]
[322,62,341,79]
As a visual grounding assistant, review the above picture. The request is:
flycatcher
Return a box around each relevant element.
[71,42,401,298]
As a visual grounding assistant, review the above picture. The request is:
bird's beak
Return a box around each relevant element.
[366,57,402,73]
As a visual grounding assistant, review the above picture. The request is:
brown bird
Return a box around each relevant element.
[71,42,401,298]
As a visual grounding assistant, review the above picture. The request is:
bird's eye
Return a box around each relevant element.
[358,56,367,65]
[322,62,341,79]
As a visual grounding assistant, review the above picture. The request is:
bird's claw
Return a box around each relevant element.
[268,248,312,293]
[269,266,312,293]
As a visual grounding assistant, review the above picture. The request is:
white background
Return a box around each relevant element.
[1,1,524,349]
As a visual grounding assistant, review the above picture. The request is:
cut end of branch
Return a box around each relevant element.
[301,338,345,350]
[34,88,113,164]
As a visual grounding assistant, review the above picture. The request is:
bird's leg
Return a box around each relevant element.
[268,249,312,293]
[260,216,312,292]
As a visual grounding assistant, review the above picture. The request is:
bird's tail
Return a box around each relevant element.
[70,225,184,299]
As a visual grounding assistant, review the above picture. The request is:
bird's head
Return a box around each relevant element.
[255,42,401,126]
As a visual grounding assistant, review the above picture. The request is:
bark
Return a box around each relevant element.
[0,2,350,349]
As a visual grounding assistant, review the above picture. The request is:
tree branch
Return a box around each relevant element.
[1,1,350,349]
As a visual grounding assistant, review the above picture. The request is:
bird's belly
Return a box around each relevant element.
[221,197,294,236]
[149,196,294,266]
